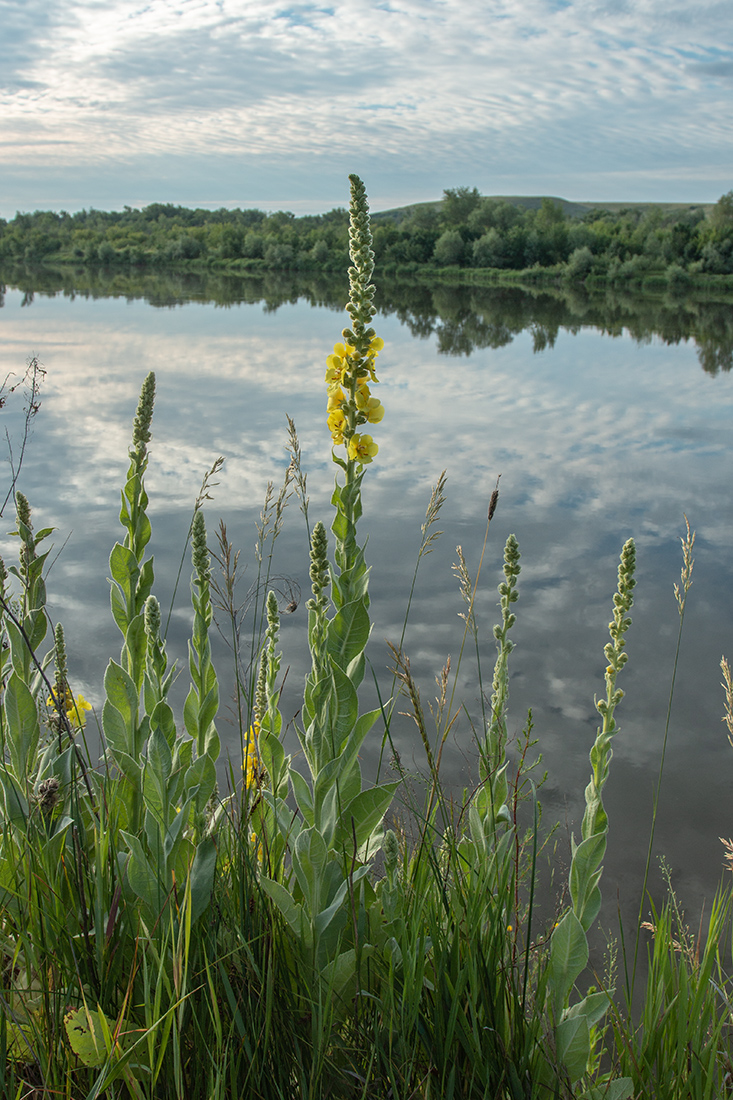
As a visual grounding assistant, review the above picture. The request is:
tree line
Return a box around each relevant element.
[2,187,733,285]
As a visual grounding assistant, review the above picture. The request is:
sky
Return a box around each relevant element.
[1,0,732,217]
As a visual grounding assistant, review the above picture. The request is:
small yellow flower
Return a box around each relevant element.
[242,724,260,787]
[348,434,379,464]
[364,398,384,424]
[354,381,371,409]
[327,388,345,411]
[47,688,92,730]
[327,407,346,444]
[325,361,346,388]
[250,831,264,865]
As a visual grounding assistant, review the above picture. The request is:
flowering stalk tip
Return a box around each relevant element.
[324,177,385,464]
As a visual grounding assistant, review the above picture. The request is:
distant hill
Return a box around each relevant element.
[372,196,713,223]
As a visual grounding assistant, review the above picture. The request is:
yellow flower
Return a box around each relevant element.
[354,381,371,409]
[250,831,264,865]
[325,342,356,388]
[364,398,384,424]
[242,724,260,787]
[325,360,346,388]
[47,688,92,730]
[348,434,379,464]
[327,407,346,444]
[327,388,345,411]
[68,695,92,729]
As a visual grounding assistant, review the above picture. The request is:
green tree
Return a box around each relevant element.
[711,190,733,229]
[433,229,466,266]
[441,186,482,226]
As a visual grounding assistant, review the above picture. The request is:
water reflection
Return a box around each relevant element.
[2,262,733,375]
[0,266,732,943]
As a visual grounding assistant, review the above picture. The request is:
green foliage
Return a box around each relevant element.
[3,189,728,285]
[1,178,732,1100]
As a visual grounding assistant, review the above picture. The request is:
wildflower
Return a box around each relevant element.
[324,176,385,460]
[242,724,260,787]
[348,434,378,464]
[325,343,354,388]
[327,407,346,445]
[364,397,385,424]
[250,831,264,865]
[47,687,92,730]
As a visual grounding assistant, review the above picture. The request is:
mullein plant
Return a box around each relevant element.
[105,381,219,927]
[545,540,636,1096]
[257,175,397,1010]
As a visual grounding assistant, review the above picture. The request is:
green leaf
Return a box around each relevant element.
[135,515,153,560]
[293,827,328,914]
[110,749,142,787]
[314,757,363,842]
[570,830,607,932]
[163,798,189,863]
[5,619,28,679]
[327,598,371,672]
[121,832,164,916]
[555,1013,590,1084]
[64,1007,116,1068]
[314,864,370,938]
[104,661,138,736]
[150,699,177,750]
[260,877,309,945]
[198,686,219,740]
[184,754,217,813]
[183,686,199,740]
[147,726,172,785]
[0,767,28,831]
[290,768,314,826]
[25,607,47,652]
[562,990,611,1030]
[586,1079,633,1100]
[102,701,131,757]
[110,583,129,635]
[189,836,217,924]
[331,782,399,858]
[330,659,359,756]
[5,672,40,780]
[124,613,147,690]
[109,542,137,599]
[549,910,588,1018]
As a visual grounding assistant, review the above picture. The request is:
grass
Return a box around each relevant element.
[0,176,731,1100]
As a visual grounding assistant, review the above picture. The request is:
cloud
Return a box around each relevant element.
[1,0,732,210]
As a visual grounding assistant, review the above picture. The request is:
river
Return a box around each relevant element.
[1,266,732,942]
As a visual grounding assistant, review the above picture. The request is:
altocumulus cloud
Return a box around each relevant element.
[1,0,732,211]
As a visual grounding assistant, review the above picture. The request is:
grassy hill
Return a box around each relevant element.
[373,195,713,223]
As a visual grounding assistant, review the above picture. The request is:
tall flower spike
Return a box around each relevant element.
[15,491,31,531]
[132,371,155,457]
[345,174,377,346]
[144,594,161,642]
[191,508,211,589]
[324,177,385,462]
[54,621,68,685]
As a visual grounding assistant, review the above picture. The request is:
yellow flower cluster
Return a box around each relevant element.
[325,335,385,462]
[242,723,260,787]
[47,686,92,730]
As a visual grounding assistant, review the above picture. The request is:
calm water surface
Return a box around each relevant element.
[1,273,732,936]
